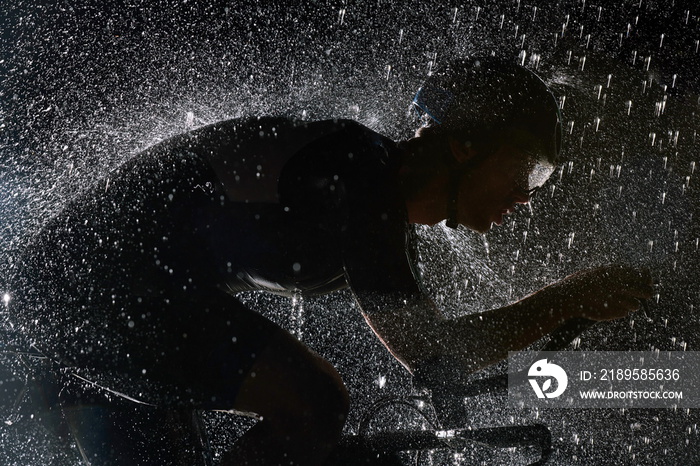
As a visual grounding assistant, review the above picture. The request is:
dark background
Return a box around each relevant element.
[1,0,699,464]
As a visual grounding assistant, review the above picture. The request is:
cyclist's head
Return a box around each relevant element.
[412,57,562,190]
[409,57,563,228]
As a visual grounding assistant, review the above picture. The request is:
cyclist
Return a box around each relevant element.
[8,57,652,465]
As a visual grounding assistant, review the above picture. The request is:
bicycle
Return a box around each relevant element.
[0,318,593,465]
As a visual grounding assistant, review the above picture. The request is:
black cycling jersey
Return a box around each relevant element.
[168,116,421,298]
[9,117,423,404]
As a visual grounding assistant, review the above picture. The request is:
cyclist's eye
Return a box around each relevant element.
[526,187,539,198]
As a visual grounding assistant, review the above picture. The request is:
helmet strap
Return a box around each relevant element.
[445,170,461,229]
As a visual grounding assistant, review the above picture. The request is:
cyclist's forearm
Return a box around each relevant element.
[359,288,570,374]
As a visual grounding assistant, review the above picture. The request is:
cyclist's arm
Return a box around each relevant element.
[351,264,653,374]
[347,272,570,374]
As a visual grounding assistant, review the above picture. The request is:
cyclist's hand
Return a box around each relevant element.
[549,265,654,321]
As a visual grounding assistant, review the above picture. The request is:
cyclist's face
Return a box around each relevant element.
[456,145,543,233]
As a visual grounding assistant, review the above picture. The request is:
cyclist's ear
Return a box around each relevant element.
[448,136,478,165]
